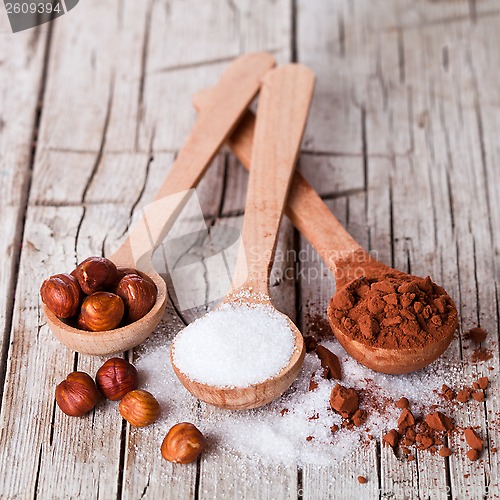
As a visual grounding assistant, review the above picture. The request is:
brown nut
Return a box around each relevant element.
[96,357,139,400]
[77,292,124,331]
[73,256,118,295]
[161,422,206,464]
[116,267,155,287]
[116,274,157,322]
[119,390,160,427]
[40,273,82,318]
[55,372,99,417]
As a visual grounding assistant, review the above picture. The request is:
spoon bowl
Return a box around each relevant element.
[44,52,276,355]
[326,249,458,374]
[44,267,167,355]
[171,290,305,410]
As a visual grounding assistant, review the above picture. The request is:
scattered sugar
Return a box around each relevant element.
[171,303,296,388]
[135,325,468,467]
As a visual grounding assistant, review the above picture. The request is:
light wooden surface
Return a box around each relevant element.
[0,0,498,498]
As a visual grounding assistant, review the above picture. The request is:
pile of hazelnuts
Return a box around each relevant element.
[56,357,206,464]
[40,256,157,331]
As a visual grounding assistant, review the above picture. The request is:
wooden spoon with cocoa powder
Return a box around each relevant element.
[193,91,458,375]
[44,53,276,355]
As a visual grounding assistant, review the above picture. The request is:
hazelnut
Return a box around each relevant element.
[78,292,124,331]
[116,267,155,287]
[119,390,160,427]
[55,372,99,417]
[73,257,118,295]
[116,274,157,322]
[40,273,82,318]
[161,422,206,464]
[96,357,139,400]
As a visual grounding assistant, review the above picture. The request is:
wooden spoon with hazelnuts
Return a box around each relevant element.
[41,52,276,355]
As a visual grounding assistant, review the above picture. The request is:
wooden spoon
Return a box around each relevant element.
[43,52,276,356]
[171,64,316,409]
[193,92,458,375]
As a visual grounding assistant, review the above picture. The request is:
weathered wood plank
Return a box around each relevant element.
[1,0,499,498]
[0,26,48,390]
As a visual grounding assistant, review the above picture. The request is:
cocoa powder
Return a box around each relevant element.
[328,262,457,349]
[315,345,342,380]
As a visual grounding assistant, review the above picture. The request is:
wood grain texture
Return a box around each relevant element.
[0,0,499,498]
[0,26,48,395]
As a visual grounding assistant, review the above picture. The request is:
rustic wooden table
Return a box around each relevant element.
[0,0,499,498]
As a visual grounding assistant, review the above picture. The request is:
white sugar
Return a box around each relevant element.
[171,303,296,388]
[134,320,475,469]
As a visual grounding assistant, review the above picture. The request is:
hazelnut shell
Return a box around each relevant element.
[73,257,118,295]
[40,273,82,318]
[116,274,157,323]
[161,422,206,464]
[119,390,160,427]
[116,267,155,287]
[78,292,124,332]
[55,372,99,417]
[96,357,139,400]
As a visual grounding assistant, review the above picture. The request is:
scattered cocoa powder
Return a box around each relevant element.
[328,257,458,349]
[471,348,493,363]
[306,436,314,442]
[305,312,332,338]
[280,408,288,416]
[315,345,342,380]
[303,335,318,352]
[330,424,339,434]
[465,327,488,343]
[357,476,367,484]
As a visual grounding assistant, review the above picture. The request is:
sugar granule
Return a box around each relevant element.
[171,303,296,388]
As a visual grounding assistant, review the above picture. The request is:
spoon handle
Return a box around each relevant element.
[193,91,362,274]
[110,52,276,269]
[235,64,315,293]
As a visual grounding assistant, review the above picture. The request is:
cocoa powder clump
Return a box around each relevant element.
[425,412,453,432]
[465,327,488,343]
[328,263,457,349]
[464,427,483,451]
[383,429,399,448]
[330,384,359,416]
[315,345,342,380]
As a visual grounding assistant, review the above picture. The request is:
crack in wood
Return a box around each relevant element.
[82,74,115,203]
[136,2,153,151]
